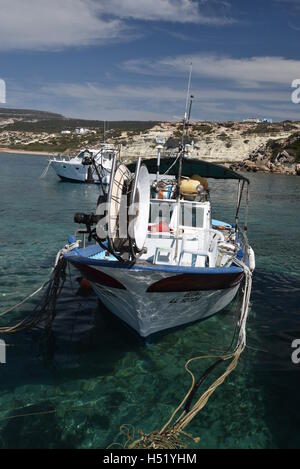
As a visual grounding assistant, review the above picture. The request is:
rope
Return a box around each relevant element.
[126,259,252,449]
[0,241,80,334]
[39,160,52,179]
[163,152,181,176]
[0,283,49,318]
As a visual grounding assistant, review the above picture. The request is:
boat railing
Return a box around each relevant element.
[74,229,89,248]
[50,155,73,162]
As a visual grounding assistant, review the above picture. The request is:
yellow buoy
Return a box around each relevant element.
[180,178,200,196]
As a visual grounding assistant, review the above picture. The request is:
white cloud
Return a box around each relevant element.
[6,77,299,121]
[98,0,234,25]
[123,54,300,86]
[7,43,300,122]
[171,55,300,85]
[34,80,293,120]
[0,0,234,51]
[0,0,125,51]
[43,82,186,101]
[42,81,290,104]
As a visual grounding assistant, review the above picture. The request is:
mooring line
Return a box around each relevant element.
[125,260,252,449]
[0,241,79,333]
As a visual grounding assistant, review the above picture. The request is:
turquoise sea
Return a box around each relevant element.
[0,152,300,449]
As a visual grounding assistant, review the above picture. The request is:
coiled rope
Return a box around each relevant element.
[125,259,252,449]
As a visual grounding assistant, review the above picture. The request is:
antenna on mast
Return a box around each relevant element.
[178,63,194,187]
[175,64,194,260]
[184,62,193,122]
[103,121,110,143]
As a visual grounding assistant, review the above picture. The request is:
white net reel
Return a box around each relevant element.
[107,159,150,260]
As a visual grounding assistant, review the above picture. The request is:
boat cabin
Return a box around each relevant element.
[140,198,227,268]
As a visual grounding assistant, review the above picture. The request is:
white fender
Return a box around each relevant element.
[248,246,256,272]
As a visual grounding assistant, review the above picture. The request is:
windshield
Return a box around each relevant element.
[77,150,91,159]
[180,203,204,228]
[149,201,175,225]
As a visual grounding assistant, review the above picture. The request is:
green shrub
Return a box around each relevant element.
[243,123,280,136]
[218,132,229,141]
[192,124,212,134]
[285,140,300,163]
[4,118,159,133]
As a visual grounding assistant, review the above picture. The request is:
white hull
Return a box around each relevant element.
[93,282,239,337]
[51,160,89,182]
[72,262,243,337]
[51,160,110,184]
[49,146,115,184]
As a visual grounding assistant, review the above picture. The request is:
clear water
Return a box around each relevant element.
[0,152,300,449]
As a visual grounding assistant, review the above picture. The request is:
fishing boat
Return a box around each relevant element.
[64,93,255,336]
[63,77,256,337]
[47,144,117,186]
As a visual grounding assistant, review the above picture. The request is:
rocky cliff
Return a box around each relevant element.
[113,121,300,175]
[230,130,300,175]
[1,109,300,175]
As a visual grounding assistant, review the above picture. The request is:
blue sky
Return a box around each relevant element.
[1,0,300,121]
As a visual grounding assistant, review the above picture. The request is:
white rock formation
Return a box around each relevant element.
[116,122,297,165]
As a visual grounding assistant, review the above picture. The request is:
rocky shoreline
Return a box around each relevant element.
[230,132,300,176]
[0,147,54,156]
[119,122,300,176]
[1,118,300,175]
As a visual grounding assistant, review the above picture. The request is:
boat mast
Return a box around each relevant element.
[175,64,193,260]
[156,144,162,183]
[177,63,193,189]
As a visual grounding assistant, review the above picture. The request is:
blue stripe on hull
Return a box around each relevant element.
[65,246,245,275]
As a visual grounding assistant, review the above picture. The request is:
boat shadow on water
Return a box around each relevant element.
[1,271,240,384]
[2,267,299,448]
[1,270,167,388]
[0,269,246,449]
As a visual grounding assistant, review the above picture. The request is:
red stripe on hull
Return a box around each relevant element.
[72,263,126,290]
[147,272,244,293]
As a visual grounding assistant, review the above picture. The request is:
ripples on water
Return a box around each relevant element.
[0,153,300,448]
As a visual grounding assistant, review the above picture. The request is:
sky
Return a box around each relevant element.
[1,0,300,121]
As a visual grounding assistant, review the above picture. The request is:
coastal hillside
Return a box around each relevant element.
[0,108,63,120]
[0,107,157,133]
[0,108,300,174]
[119,121,300,174]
